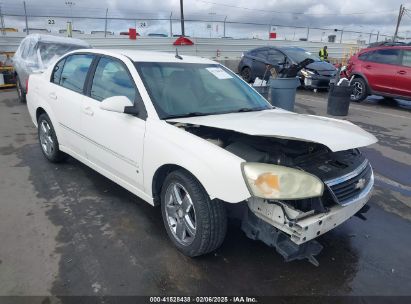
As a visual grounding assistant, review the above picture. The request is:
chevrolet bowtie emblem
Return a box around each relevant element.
[355,178,366,190]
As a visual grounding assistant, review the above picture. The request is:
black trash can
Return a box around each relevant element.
[327,84,352,116]
[269,77,300,111]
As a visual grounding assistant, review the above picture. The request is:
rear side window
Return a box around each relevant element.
[255,49,268,60]
[401,50,411,67]
[60,54,94,93]
[358,51,372,61]
[366,49,401,65]
[267,50,285,64]
[51,58,66,84]
[90,57,136,102]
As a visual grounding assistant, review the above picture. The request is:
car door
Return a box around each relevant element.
[48,53,94,156]
[250,48,269,79]
[361,49,401,94]
[395,49,411,97]
[81,56,146,190]
[267,49,287,71]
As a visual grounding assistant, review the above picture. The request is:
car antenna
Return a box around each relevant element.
[175,48,183,60]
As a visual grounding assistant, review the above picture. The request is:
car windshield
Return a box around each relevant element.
[38,42,88,67]
[283,49,321,63]
[135,62,272,119]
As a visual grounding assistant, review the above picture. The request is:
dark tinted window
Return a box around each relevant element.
[91,57,136,102]
[267,49,286,63]
[255,49,268,60]
[51,58,66,84]
[402,50,411,67]
[60,54,94,93]
[367,49,401,65]
[358,51,372,61]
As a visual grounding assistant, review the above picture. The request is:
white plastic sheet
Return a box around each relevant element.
[13,34,91,73]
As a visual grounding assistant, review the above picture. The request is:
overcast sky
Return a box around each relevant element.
[1,0,410,41]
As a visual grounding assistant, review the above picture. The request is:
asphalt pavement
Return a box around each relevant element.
[0,89,410,299]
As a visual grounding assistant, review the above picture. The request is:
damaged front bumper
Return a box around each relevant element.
[242,169,374,265]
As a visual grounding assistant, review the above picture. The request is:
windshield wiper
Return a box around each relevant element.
[235,106,272,113]
[164,112,212,119]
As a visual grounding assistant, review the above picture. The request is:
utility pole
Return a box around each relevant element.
[0,4,5,36]
[179,0,185,37]
[169,12,173,37]
[23,1,29,35]
[104,8,108,38]
[223,16,227,37]
[393,4,405,42]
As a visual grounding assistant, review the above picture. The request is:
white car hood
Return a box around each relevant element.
[167,109,377,152]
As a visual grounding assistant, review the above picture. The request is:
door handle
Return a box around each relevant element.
[49,92,57,100]
[397,70,407,75]
[83,106,94,116]
[364,65,372,69]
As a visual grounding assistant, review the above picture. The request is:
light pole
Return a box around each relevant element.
[65,1,75,26]
[179,0,185,37]
[169,12,173,37]
[223,15,227,38]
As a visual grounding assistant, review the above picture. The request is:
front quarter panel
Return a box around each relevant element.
[143,119,251,203]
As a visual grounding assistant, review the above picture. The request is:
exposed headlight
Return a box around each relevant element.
[242,163,324,200]
[301,68,316,77]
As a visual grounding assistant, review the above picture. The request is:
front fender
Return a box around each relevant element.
[143,119,251,203]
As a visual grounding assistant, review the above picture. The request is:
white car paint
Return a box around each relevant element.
[26,48,377,248]
[168,110,378,152]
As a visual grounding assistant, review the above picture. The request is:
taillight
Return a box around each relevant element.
[26,76,29,94]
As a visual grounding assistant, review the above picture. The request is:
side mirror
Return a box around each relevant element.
[100,96,134,114]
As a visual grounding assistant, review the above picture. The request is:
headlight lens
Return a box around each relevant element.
[301,68,316,77]
[242,163,324,200]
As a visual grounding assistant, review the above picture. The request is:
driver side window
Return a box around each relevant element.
[91,57,136,102]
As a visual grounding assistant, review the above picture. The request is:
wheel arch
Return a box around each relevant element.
[36,107,47,122]
[33,105,63,142]
[152,164,207,206]
[351,72,371,94]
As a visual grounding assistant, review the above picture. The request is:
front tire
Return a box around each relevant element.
[241,67,253,83]
[350,78,368,102]
[16,76,26,103]
[37,113,67,163]
[161,170,227,257]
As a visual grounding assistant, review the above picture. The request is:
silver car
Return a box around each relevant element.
[13,34,90,102]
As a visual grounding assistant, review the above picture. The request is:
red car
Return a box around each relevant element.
[346,45,411,101]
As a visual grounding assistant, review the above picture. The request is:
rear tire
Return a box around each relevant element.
[16,76,26,103]
[37,113,68,163]
[350,78,368,102]
[241,67,253,83]
[160,170,227,257]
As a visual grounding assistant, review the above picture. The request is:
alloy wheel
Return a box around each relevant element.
[39,120,55,157]
[352,81,363,101]
[164,182,197,245]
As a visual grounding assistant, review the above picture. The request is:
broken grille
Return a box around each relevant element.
[325,161,373,206]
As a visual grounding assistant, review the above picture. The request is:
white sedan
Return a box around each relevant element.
[26,49,377,264]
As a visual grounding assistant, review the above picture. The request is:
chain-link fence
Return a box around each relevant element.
[0,3,394,44]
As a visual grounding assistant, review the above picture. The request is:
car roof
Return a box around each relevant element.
[68,49,218,64]
[361,45,411,52]
[23,33,90,48]
[247,46,306,53]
